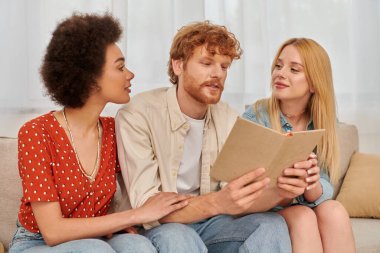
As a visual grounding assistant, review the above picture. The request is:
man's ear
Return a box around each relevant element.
[172,59,183,75]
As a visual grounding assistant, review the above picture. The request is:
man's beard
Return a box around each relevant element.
[182,72,224,105]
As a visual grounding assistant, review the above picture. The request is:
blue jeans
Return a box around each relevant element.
[9,220,157,253]
[145,213,291,253]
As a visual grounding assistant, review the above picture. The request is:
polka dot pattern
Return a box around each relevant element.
[17,112,120,233]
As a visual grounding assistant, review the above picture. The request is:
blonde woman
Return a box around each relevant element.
[243,38,355,253]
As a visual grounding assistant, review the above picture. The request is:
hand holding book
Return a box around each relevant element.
[211,117,325,187]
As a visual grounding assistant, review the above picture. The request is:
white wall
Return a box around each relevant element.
[0,0,379,154]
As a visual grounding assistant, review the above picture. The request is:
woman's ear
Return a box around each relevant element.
[172,59,183,75]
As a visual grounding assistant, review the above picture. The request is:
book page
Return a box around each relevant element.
[211,117,325,186]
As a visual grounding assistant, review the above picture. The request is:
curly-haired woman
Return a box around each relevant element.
[9,13,189,253]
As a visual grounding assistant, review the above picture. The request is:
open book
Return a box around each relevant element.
[211,117,325,185]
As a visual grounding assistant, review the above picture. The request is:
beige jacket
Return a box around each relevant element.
[115,85,238,227]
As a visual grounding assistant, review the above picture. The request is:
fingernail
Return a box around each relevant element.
[306,186,311,190]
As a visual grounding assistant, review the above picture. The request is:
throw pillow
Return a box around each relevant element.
[336,152,380,218]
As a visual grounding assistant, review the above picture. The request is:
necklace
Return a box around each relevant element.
[282,109,306,118]
[62,108,101,183]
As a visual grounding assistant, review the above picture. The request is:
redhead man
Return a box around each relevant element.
[116,21,297,253]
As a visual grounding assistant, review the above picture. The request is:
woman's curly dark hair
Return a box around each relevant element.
[41,13,122,108]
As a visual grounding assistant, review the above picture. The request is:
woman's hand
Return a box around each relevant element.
[136,192,192,224]
[277,153,321,201]
[277,166,308,199]
[105,226,138,239]
[302,153,323,202]
[304,153,321,191]
[106,193,188,239]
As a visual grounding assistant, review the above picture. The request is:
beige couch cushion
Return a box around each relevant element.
[333,122,359,198]
[351,218,380,253]
[0,137,21,250]
[336,152,380,218]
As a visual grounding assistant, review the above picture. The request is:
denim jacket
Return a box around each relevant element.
[242,104,333,208]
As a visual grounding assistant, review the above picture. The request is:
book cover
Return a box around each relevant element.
[211,117,325,185]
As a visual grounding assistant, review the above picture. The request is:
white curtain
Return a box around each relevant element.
[1,0,379,154]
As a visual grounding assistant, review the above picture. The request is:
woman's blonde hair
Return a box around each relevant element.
[255,38,339,184]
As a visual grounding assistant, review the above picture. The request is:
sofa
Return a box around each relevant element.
[1,122,379,253]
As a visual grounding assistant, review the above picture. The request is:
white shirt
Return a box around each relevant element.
[176,114,205,195]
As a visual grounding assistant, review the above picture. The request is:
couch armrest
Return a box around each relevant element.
[0,137,20,251]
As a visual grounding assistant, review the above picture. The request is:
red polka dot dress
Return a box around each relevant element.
[17,112,120,233]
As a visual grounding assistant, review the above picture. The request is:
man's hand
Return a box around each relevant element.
[213,167,270,215]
